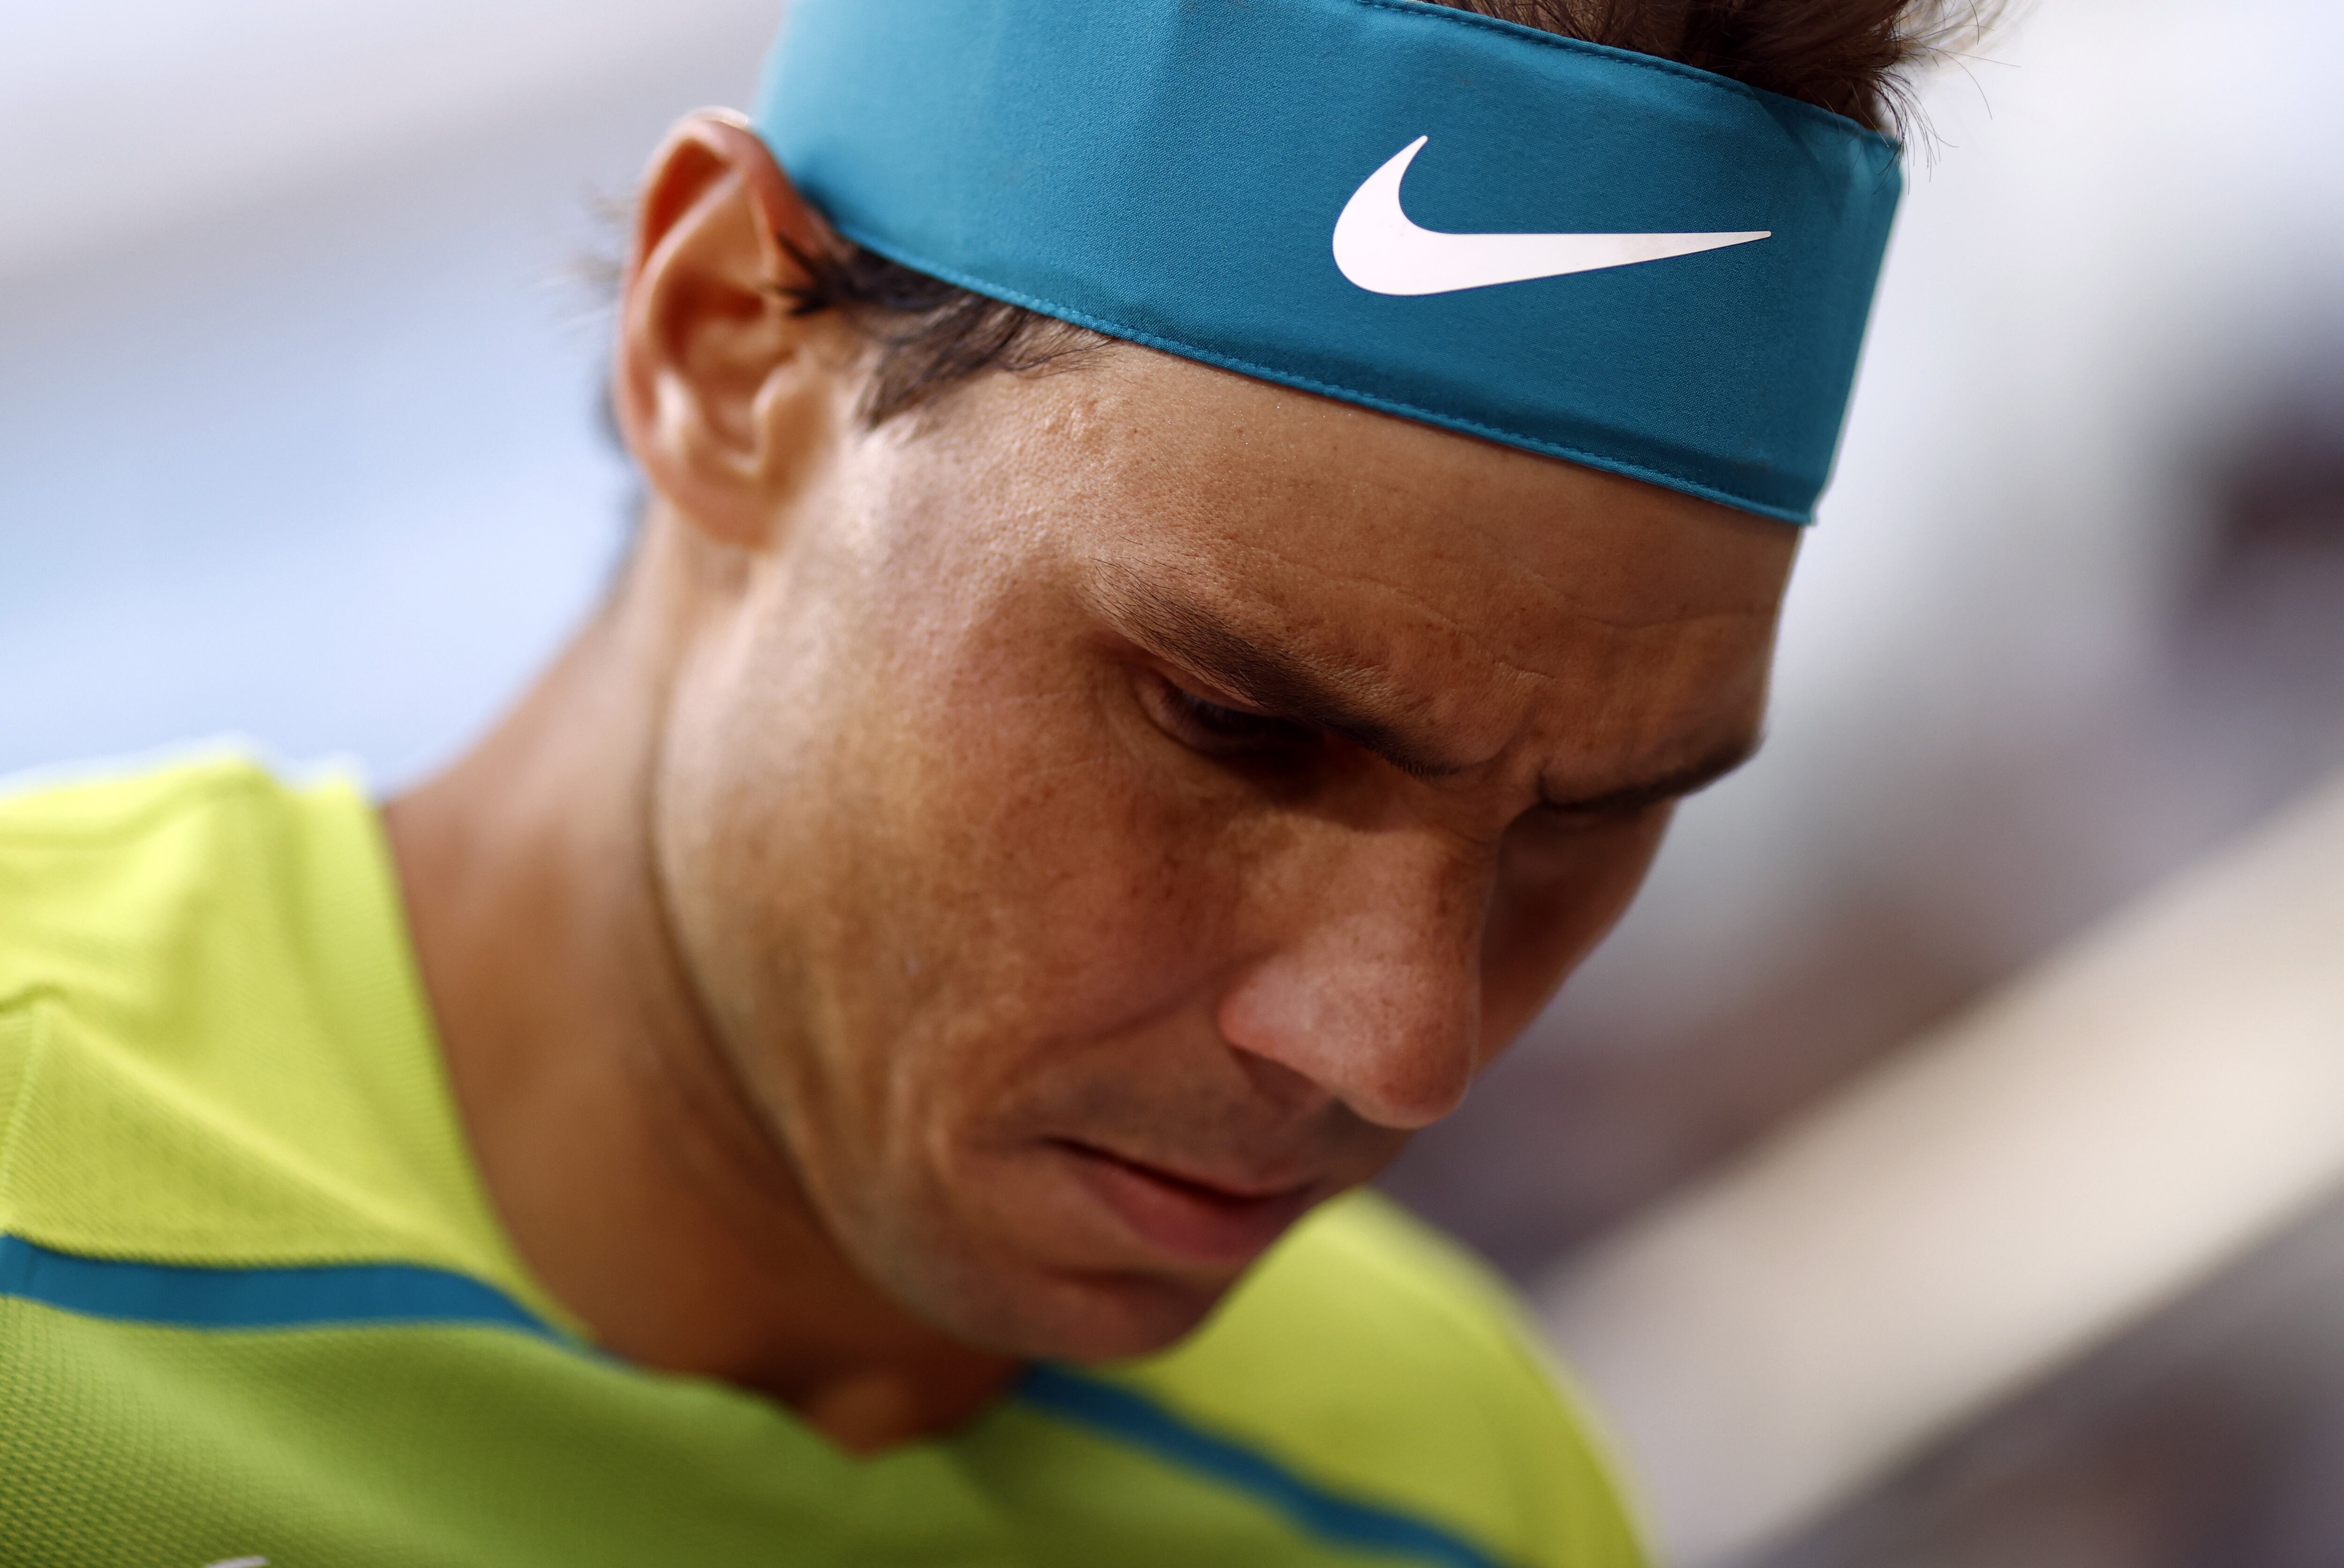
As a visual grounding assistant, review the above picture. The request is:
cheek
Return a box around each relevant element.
[1477,811,1672,1046]
[648,619,837,1075]
[902,670,1247,1052]
[659,596,1251,1150]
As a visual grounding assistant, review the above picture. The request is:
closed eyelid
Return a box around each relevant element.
[1540,735,1764,816]
[1093,571,1467,774]
[1148,664,1276,718]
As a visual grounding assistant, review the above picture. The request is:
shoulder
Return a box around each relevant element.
[0,753,296,1043]
[0,751,369,1065]
[1091,1190,1648,1568]
[0,752,542,1308]
[0,747,285,909]
[0,748,302,846]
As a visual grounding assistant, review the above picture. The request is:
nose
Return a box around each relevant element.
[1214,828,1488,1130]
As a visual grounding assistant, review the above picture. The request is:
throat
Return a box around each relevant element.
[768,1347,1029,1456]
[601,937,1029,1450]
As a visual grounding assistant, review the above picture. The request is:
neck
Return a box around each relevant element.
[383,522,1021,1453]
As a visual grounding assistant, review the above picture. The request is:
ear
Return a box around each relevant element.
[613,110,855,550]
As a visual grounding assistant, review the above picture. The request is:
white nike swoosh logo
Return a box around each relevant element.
[1331,136,1772,297]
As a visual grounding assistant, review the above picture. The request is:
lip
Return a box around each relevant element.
[1054,1141,1319,1268]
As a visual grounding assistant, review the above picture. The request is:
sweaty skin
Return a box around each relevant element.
[386,115,1797,1454]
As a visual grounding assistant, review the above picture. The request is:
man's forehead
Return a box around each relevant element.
[1011,345,1799,632]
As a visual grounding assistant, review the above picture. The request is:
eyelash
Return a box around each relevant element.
[1142,675,1317,761]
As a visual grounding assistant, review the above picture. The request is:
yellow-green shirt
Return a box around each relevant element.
[0,754,1644,1568]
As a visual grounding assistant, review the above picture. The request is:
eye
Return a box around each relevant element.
[1137,671,1319,763]
[1511,801,1636,850]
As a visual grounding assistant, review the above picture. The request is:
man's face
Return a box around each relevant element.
[649,344,1795,1361]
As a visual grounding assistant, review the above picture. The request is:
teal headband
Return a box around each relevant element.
[754,0,1902,523]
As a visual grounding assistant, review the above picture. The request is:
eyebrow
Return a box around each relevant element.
[1094,570,1762,812]
[1097,572,1466,780]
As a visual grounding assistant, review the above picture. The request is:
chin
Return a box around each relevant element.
[848,1136,1312,1362]
[967,1266,1233,1365]
[872,1219,1238,1364]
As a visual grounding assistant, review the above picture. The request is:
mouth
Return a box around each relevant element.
[1052,1140,1320,1268]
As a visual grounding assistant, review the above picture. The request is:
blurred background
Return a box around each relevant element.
[5,0,2341,1562]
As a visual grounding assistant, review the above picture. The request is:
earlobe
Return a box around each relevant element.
[614,110,851,551]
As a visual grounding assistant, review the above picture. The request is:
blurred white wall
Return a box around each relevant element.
[1545,770,2344,1565]
[0,0,784,788]
[1,0,775,288]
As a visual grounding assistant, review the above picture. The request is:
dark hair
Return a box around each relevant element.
[788,0,1997,426]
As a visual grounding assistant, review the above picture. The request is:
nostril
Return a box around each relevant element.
[1224,1043,1339,1114]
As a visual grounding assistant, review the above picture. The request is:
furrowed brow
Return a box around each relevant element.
[1095,569,1762,807]
[1095,574,1466,780]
